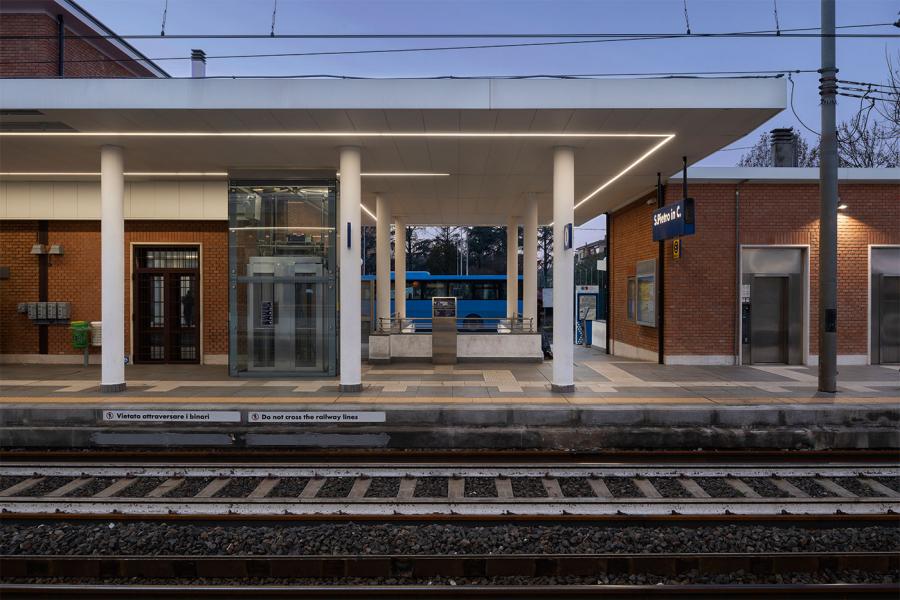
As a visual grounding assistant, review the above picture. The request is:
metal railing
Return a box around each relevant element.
[376,315,535,334]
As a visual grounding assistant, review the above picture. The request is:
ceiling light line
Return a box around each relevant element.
[0,171,229,176]
[0,132,674,139]
[575,134,676,209]
[360,204,376,219]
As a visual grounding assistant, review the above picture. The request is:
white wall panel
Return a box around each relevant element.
[0,180,227,220]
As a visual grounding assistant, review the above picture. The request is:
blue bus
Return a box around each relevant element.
[362,271,523,330]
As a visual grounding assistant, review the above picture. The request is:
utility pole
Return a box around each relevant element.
[818,0,838,392]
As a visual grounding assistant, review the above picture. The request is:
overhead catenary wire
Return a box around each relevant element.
[159,0,168,37]
[0,22,895,41]
[788,73,821,136]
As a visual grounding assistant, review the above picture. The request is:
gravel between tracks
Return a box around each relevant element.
[365,478,401,498]
[414,477,448,498]
[317,477,355,498]
[0,476,26,493]
[65,477,117,498]
[696,478,742,498]
[4,570,897,586]
[830,478,883,498]
[3,523,897,556]
[559,477,594,498]
[166,478,214,498]
[741,478,792,498]
[114,477,166,498]
[17,477,70,497]
[268,478,310,498]
[465,477,498,498]
[511,477,549,498]
[604,478,641,498]
[214,477,264,499]
[648,478,691,498]
[786,478,830,498]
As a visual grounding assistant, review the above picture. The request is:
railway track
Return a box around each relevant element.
[0,461,898,518]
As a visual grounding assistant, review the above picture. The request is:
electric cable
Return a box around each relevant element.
[788,73,821,136]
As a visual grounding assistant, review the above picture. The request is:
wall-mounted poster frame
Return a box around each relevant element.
[636,258,657,327]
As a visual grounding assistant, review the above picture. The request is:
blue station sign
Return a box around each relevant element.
[652,198,695,241]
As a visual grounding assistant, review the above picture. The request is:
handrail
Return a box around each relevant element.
[376,316,535,334]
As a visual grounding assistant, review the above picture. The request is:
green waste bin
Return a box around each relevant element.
[70,321,90,350]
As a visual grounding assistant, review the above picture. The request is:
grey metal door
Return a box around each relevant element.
[750,276,789,364]
[878,275,900,364]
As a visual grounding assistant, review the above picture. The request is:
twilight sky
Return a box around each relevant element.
[76,0,898,245]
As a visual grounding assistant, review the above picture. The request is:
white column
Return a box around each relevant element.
[375,194,391,331]
[394,217,407,321]
[339,146,362,392]
[552,146,575,392]
[100,145,125,392]
[506,216,519,320]
[523,194,538,332]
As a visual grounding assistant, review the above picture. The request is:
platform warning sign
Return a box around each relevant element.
[103,410,241,423]
[248,411,386,424]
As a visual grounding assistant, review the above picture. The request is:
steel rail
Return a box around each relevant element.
[2,449,894,464]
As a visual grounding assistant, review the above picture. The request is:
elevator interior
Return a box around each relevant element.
[871,247,900,364]
[741,247,806,365]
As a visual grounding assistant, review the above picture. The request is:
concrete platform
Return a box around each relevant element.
[1,348,898,450]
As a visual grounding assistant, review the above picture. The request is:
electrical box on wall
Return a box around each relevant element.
[17,302,71,325]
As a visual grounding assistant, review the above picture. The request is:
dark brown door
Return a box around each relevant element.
[134,247,200,364]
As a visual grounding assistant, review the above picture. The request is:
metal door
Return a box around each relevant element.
[750,276,789,364]
[878,275,900,364]
[246,256,325,372]
[133,247,200,364]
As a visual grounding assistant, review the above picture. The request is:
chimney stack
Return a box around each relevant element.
[191,49,206,78]
[770,127,798,167]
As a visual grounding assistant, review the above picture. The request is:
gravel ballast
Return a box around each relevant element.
[65,477,118,498]
[114,477,167,498]
[268,478,310,498]
[365,478,401,498]
[214,477,263,499]
[559,477,594,498]
[465,477,497,498]
[695,478,741,498]
[511,477,549,498]
[3,522,896,557]
[786,478,830,498]
[4,570,897,586]
[604,478,641,498]
[166,477,214,498]
[648,478,691,498]
[414,477,448,498]
[317,477,355,498]
[741,478,792,498]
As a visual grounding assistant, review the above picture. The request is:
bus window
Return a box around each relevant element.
[422,281,448,299]
[448,281,472,300]
[472,282,501,300]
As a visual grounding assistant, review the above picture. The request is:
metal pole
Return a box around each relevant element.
[818,0,838,392]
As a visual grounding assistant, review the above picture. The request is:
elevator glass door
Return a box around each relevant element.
[750,276,789,364]
[229,180,337,377]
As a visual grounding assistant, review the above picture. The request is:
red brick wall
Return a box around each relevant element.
[0,221,41,354]
[609,192,660,356]
[0,13,146,78]
[0,221,229,359]
[610,181,900,362]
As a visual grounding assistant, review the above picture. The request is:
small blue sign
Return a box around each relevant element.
[652,198,695,241]
[563,223,573,250]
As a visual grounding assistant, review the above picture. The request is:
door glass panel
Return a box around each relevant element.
[229,181,337,376]
[134,248,200,364]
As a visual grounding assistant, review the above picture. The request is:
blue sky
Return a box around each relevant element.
[78,0,898,244]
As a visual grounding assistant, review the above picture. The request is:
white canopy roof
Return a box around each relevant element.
[0,77,785,225]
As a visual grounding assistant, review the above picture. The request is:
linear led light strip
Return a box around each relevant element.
[0,131,673,138]
[0,171,449,177]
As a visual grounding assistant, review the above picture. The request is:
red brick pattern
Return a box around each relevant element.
[0,221,228,359]
[610,182,900,361]
[609,194,660,355]
[0,13,147,78]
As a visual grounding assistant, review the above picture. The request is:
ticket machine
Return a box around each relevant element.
[432,296,457,364]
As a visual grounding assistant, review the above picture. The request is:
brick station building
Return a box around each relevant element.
[0,0,897,395]
[606,165,899,366]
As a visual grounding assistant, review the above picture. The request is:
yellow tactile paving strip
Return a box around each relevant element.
[1,396,897,406]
